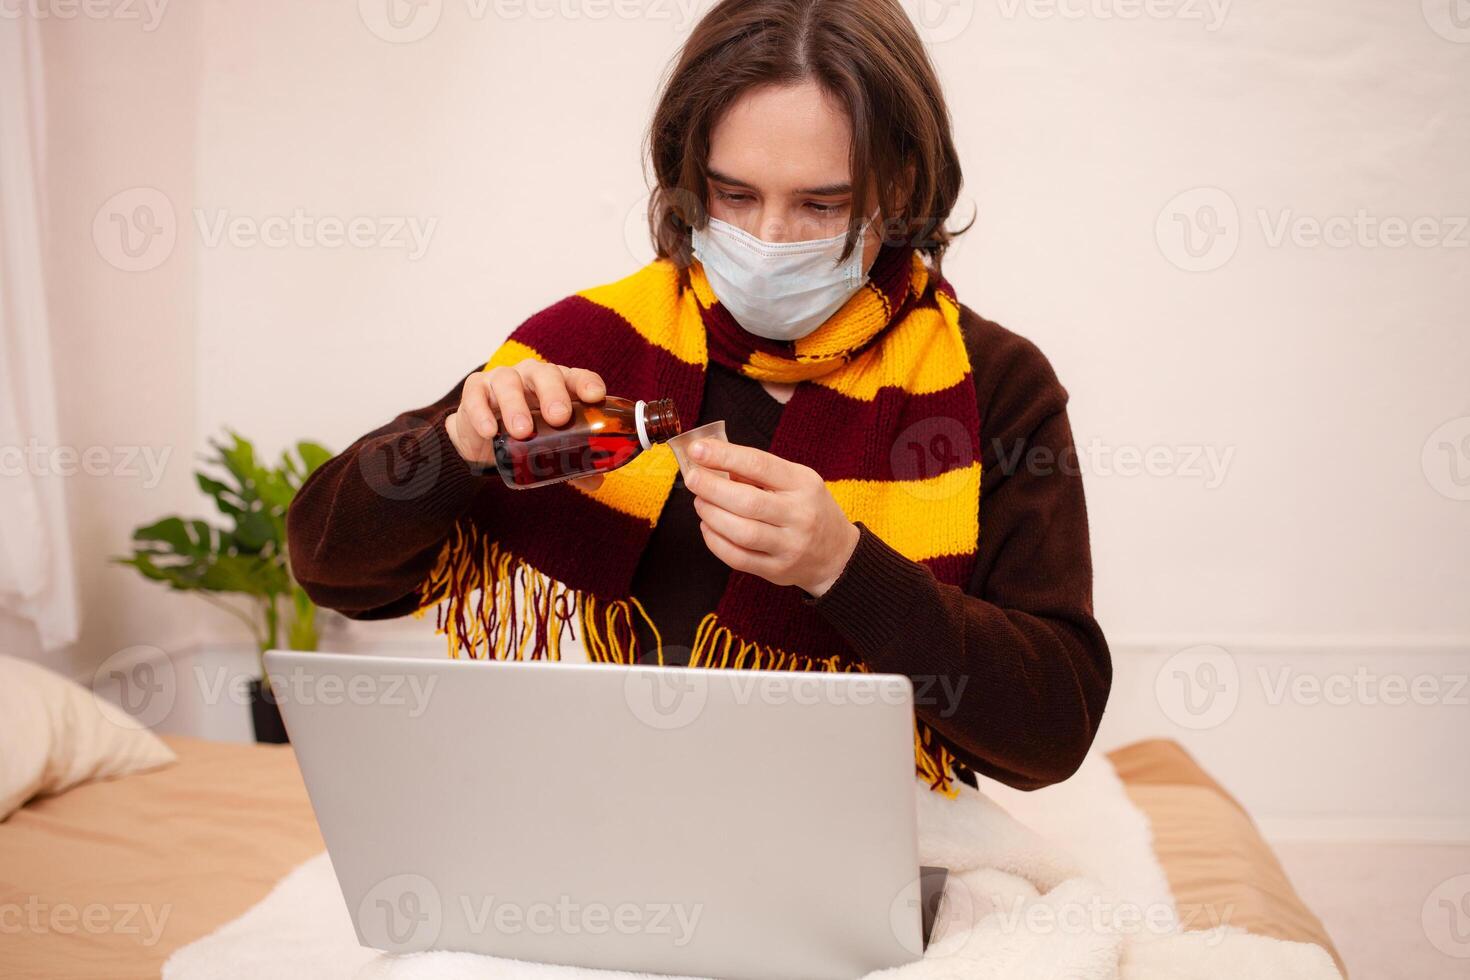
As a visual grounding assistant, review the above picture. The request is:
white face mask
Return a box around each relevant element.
[691,213,879,342]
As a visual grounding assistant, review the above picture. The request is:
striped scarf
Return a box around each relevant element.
[417,243,981,795]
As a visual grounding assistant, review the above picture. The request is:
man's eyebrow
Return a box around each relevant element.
[706,168,852,197]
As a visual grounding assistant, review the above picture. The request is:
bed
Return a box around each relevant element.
[0,736,1345,979]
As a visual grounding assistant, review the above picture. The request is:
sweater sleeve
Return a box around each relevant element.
[286,368,491,620]
[805,311,1112,790]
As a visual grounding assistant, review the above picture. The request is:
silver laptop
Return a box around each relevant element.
[264,649,926,980]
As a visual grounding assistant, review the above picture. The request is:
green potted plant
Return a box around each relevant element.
[115,431,331,742]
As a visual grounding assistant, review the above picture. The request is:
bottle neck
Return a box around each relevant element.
[636,398,682,448]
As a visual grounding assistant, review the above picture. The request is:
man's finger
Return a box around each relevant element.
[699,520,778,578]
[461,374,499,440]
[688,440,798,490]
[692,496,781,553]
[686,467,781,524]
[561,366,607,403]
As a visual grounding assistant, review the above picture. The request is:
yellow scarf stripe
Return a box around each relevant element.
[576,260,708,367]
[481,338,681,525]
[826,463,981,561]
[567,445,679,524]
[485,338,542,372]
[787,252,925,362]
[769,299,967,398]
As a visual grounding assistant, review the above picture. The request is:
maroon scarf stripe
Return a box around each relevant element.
[866,241,923,312]
[713,571,860,658]
[706,551,981,661]
[472,476,662,595]
[781,377,981,483]
[507,294,706,409]
[921,552,981,584]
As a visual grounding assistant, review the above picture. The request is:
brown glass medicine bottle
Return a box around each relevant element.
[492,396,681,489]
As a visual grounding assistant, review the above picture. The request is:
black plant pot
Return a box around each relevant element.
[249,678,290,744]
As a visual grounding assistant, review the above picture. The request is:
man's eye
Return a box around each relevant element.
[805,201,845,215]
[715,190,752,205]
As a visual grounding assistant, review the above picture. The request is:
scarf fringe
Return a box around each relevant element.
[416,521,958,796]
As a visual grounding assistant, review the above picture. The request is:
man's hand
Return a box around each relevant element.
[445,358,607,491]
[684,440,860,597]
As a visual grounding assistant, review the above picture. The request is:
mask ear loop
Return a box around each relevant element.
[840,208,885,286]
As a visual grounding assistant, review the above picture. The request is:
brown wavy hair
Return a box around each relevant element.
[643,0,971,282]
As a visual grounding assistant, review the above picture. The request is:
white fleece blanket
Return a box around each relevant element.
[163,752,1341,980]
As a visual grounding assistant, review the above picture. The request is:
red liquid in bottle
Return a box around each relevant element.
[492,396,681,489]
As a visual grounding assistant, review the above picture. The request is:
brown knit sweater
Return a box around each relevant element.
[287,306,1111,791]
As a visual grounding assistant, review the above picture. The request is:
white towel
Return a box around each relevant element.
[163,751,1342,980]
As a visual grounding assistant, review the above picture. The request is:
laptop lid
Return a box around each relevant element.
[264,649,924,980]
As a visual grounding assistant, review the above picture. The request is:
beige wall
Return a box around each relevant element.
[16,5,204,673]
[24,1,1470,836]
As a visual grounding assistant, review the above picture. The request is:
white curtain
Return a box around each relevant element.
[0,18,78,650]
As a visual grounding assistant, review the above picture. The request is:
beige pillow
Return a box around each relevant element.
[0,653,176,820]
